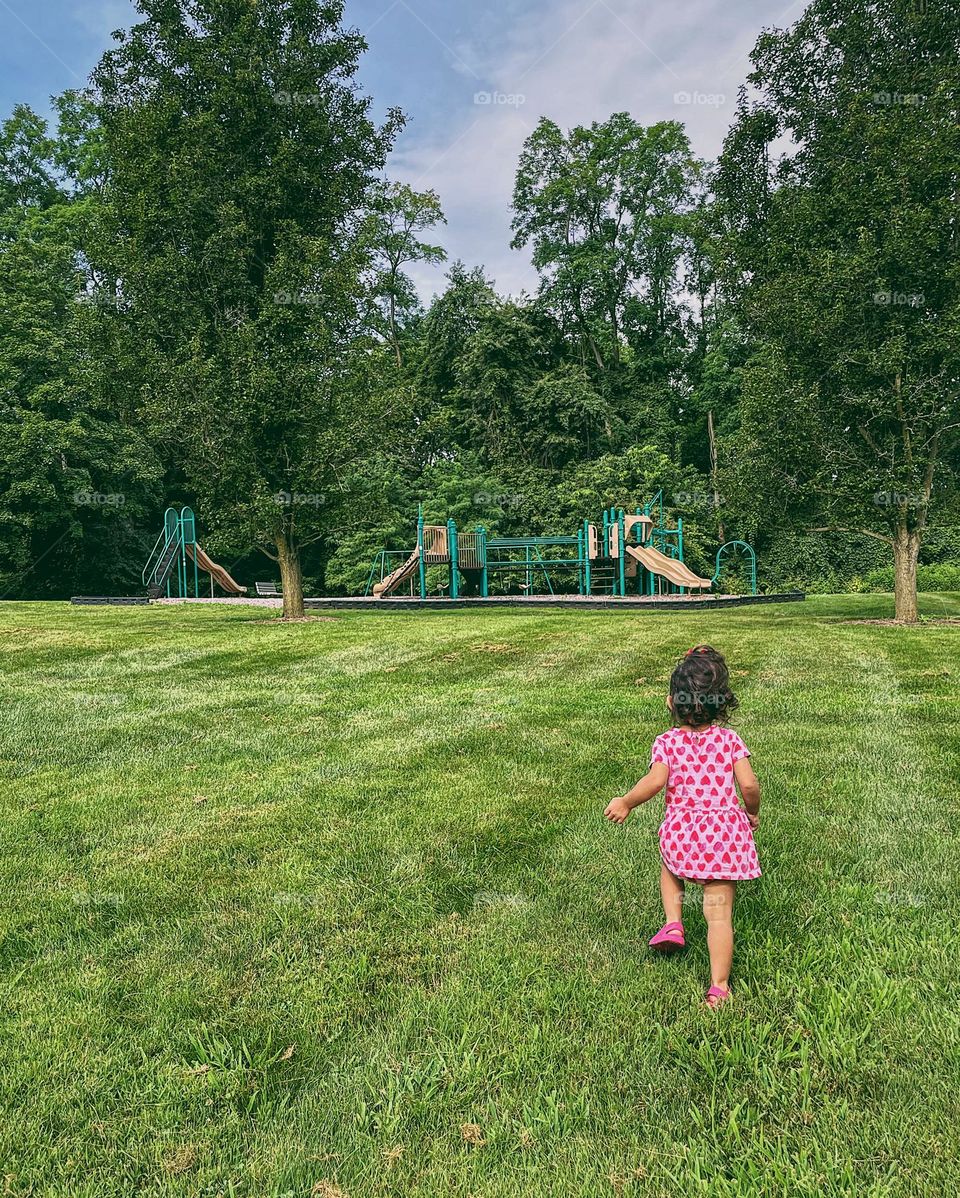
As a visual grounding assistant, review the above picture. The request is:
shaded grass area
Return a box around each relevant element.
[1,594,959,1197]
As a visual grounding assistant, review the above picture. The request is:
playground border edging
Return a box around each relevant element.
[302,592,807,612]
[70,592,805,610]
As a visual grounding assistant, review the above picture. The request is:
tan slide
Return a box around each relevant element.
[186,543,247,595]
[625,544,712,590]
[373,548,421,597]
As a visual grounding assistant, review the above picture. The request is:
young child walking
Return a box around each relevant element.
[604,645,761,1007]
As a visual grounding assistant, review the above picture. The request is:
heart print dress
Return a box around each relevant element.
[651,725,761,881]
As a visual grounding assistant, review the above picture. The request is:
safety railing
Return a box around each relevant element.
[456,532,484,570]
[142,509,182,593]
[422,525,449,563]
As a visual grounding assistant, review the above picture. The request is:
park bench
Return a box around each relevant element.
[255,581,283,598]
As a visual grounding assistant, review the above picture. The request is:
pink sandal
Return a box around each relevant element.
[705,985,731,1008]
[648,921,685,953]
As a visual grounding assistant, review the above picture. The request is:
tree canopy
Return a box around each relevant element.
[0,0,956,619]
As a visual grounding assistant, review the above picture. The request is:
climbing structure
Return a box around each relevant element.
[365,495,752,600]
[142,507,247,598]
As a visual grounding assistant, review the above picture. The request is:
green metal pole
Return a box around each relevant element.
[448,518,459,599]
[182,507,199,598]
[417,507,426,600]
[618,509,626,596]
[677,517,685,595]
[178,511,186,598]
[583,520,592,595]
[478,526,488,597]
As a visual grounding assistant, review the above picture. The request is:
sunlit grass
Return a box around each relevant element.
[1,595,958,1197]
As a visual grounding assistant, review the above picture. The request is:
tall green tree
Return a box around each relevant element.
[93,0,401,616]
[512,114,699,375]
[449,302,613,469]
[363,181,446,367]
[716,0,960,621]
[0,97,160,599]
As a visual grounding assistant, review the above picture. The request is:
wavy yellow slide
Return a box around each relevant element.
[625,544,712,590]
[373,548,421,597]
[185,543,247,595]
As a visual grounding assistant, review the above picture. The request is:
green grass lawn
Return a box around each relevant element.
[1,595,959,1197]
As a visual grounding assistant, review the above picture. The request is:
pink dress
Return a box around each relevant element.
[651,725,761,882]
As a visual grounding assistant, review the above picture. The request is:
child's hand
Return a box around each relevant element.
[604,796,632,824]
[745,809,760,830]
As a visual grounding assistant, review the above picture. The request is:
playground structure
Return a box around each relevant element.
[142,507,247,599]
[365,494,757,600]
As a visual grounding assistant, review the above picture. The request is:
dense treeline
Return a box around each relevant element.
[0,0,956,618]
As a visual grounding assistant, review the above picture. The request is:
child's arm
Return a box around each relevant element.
[604,763,669,824]
[734,757,761,828]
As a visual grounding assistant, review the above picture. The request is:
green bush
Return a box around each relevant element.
[862,564,960,593]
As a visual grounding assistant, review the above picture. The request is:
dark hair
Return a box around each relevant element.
[669,645,739,727]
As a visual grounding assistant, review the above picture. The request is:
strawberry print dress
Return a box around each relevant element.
[651,725,760,881]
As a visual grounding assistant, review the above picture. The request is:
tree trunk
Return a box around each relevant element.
[707,409,726,543]
[277,531,305,619]
[389,289,402,367]
[892,522,921,623]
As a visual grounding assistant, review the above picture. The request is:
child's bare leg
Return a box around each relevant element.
[660,863,685,924]
[702,881,736,989]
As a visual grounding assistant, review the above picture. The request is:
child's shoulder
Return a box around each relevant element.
[710,724,749,743]
[654,724,748,745]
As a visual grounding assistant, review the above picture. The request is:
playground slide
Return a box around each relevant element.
[373,549,421,597]
[186,543,247,595]
[625,545,712,591]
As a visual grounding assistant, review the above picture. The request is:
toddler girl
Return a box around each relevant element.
[604,645,761,1007]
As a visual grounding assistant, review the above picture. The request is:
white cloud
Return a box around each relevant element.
[387,0,791,302]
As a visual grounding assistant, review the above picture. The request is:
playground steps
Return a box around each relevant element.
[589,558,619,595]
[146,537,182,598]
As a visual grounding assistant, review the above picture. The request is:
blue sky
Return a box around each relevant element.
[0,0,803,297]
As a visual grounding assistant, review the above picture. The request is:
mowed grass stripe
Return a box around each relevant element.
[0,597,957,1197]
